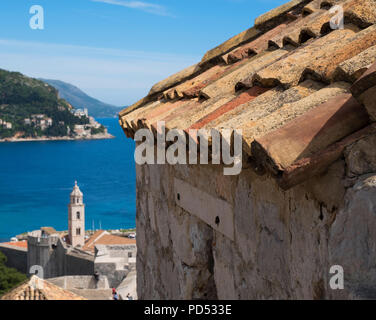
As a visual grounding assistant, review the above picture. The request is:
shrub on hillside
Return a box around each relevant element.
[0,251,27,296]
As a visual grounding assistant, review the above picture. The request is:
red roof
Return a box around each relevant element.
[82,231,136,253]
[119,0,376,190]
[1,241,28,249]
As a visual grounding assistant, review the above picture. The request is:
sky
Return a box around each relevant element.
[0,0,287,106]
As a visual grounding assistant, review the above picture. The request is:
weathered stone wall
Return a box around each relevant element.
[0,244,27,274]
[94,244,136,288]
[27,236,94,278]
[27,236,61,278]
[135,134,376,300]
[48,275,112,300]
[65,252,94,277]
[48,275,109,289]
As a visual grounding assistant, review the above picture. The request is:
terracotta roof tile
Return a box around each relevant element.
[209,80,323,133]
[119,0,376,189]
[82,230,107,251]
[200,28,261,65]
[82,231,136,253]
[189,86,270,131]
[333,45,376,82]
[252,93,369,173]
[148,63,202,96]
[225,23,291,64]
[254,0,311,31]
[165,95,236,132]
[279,123,376,189]
[1,241,28,249]
[358,86,376,121]
[351,61,376,120]
[200,48,291,99]
[344,0,376,28]
[1,276,87,300]
[351,60,376,97]
[94,234,136,246]
[302,0,322,15]
[240,82,351,154]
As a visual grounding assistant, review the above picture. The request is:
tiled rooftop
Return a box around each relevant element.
[1,241,28,249]
[119,0,376,189]
[0,276,87,300]
[82,230,136,253]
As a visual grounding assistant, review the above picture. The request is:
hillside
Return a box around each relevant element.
[0,69,92,139]
[0,69,108,140]
[40,79,123,118]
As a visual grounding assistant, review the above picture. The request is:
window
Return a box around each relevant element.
[76,211,80,219]
[76,198,79,204]
[76,228,81,236]
[128,252,132,258]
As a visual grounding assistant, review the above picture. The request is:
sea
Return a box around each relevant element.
[0,118,136,242]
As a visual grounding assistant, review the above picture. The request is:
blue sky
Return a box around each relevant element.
[0,0,287,106]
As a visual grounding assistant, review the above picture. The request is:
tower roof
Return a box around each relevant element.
[70,181,83,197]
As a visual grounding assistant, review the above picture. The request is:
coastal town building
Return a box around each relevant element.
[89,116,101,128]
[119,0,376,299]
[73,108,89,118]
[73,125,88,137]
[73,117,107,138]
[0,275,87,300]
[23,115,54,130]
[0,119,12,129]
[0,181,137,298]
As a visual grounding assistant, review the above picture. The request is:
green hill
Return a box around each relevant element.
[40,79,123,118]
[0,69,90,139]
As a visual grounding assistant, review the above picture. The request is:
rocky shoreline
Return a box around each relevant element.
[0,133,114,143]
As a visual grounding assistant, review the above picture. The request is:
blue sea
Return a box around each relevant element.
[0,118,136,242]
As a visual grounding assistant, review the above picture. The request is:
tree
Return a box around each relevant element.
[0,251,27,296]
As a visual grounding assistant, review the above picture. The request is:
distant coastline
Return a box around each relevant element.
[0,132,114,143]
[13,228,136,242]
[0,118,136,242]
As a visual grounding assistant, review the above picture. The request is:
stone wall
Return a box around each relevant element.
[65,251,94,276]
[48,275,112,300]
[94,244,136,288]
[117,270,137,300]
[27,235,94,279]
[48,275,109,289]
[0,244,27,274]
[135,133,376,299]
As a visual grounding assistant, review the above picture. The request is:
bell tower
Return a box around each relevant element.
[68,181,85,247]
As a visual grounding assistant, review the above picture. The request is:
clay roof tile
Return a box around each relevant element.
[119,0,376,189]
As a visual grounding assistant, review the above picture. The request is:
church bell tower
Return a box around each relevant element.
[68,181,85,247]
